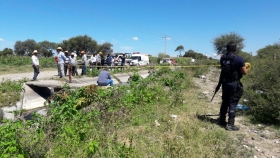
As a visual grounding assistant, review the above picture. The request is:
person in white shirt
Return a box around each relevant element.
[56,47,67,78]
[81,51,88,75]
[69,53,77,76]
[90,54,97,69]
[31,50,40,81]
[64,51,70,76]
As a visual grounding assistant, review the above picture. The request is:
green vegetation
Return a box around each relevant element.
[0,56,56,74]
[0,79,26,108]
[0,67,253,157]
[243,43,280,124]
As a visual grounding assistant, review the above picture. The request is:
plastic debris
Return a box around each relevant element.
[236,104,249,110]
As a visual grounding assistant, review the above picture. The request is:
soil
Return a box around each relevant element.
[194,67,280,158]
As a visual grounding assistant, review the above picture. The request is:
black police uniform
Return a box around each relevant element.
[219,52,245,129]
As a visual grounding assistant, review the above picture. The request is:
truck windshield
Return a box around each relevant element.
[131,56,141,61]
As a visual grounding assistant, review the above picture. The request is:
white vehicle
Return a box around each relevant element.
[130,53,149,66]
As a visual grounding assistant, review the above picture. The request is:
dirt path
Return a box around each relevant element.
[194,67,280,158]
[0,69,84,81]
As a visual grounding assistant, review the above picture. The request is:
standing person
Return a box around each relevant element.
[96,52,102,69]
[31,50,40,81]
[69,53,77,76]
[56,47,66,78]
[81,51,88,76]
[97,67,114,86]
[120,53,126,70]
[90,53,97,69]
[101,54,105,67]
[55,56,59,76]
[64,51,70,76]
[106,54,112,70]
[114,54,119,67]
[216,42,248,131]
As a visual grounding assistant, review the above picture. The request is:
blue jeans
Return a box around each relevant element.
[33,65,40,80]
[98,79,114,86]
[82,65,86,75]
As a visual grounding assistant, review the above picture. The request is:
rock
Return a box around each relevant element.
[254,155,257,158]
[36,108,47,116]
[243,145,249,149]
[154,120,160,126]
[274,140,280,144]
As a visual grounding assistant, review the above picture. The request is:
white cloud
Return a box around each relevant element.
[0,38,4,42]
[120,46,133,51]
[132,37,138,40]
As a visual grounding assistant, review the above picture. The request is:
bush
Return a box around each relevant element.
[244,56,280,124]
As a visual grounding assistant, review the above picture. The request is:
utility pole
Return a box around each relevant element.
[162,35,170,55]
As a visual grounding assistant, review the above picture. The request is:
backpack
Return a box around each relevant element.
[220,53,238,82]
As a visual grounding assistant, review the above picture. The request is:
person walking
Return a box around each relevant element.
[64,51,70,76]
[97,67,114,86]
[217,42,248,131]
[31,50,40,81]
[56,47,66,78]
[69,53,77,76]
[81,51,88,75]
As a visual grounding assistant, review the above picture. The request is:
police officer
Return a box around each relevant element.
[217,42,248,131]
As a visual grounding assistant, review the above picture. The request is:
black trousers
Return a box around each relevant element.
[220,81,243,121]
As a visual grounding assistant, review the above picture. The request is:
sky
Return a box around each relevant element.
[1,0,280,57]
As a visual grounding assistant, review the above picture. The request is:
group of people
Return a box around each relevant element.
[89,52,126,69]
[55,47,81,78]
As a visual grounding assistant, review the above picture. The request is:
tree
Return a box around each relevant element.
[212,32,245,55]
[183,49,207,60]
[97,42,113,56]
[60,35,98,56]
[257,43,280,59]
[0,48,13,56]
[37,41,57,57]
[158,52,170,59]
[175,45,184,57]
[14,39,37,56]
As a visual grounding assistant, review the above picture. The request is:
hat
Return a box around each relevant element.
[81,51,85,54]
[64,51,68,53]
[57,47,63,50]
[32,50,38,54]
[99,52,102,55]
[71,53,75,55]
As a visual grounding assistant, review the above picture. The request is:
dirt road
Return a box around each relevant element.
[0,70,71,81]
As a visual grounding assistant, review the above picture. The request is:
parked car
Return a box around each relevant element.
[160,58,175,65]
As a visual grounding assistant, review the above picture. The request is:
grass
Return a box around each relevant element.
[0,79,25,108]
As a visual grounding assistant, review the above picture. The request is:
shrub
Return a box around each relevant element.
[244,56,280,124]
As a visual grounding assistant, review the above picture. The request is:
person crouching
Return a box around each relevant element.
[97,67,114,86]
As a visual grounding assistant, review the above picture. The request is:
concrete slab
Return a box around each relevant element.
[1,99,22,120]
[22,84,46,110]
